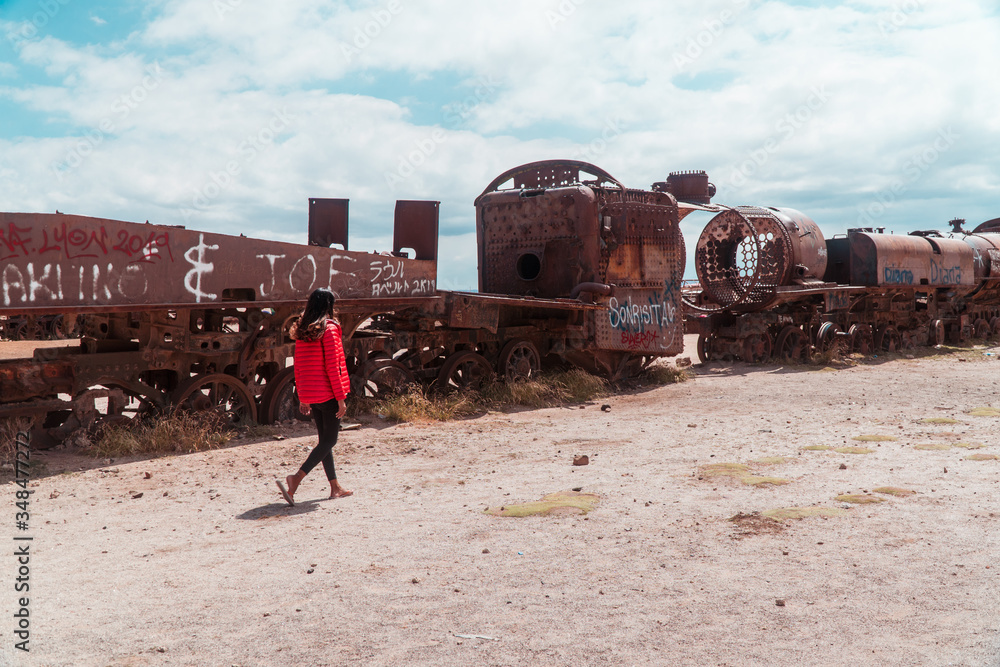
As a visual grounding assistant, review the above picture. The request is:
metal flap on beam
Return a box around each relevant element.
[308,198,349,249]
[394,200,439,261]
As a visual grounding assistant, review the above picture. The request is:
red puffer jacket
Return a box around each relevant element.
[293,319,351,404]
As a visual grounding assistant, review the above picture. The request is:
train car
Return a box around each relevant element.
[683,208,1000,362]
[1,159,716,446]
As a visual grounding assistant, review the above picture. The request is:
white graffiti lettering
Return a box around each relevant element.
[290,255,318,293]
[255,254,286,296]
[183,234,219,303]
[608,295,677,331]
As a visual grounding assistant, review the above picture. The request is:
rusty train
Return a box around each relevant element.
[1,158,997,446]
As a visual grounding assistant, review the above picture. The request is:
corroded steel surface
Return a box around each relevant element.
[0,209,437,315]
[694,207,827,311]
[476,160,687,358]
[848,232,975,287]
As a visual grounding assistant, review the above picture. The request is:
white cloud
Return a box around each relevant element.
[0,0,997,286]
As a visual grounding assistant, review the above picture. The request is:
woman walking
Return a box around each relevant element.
[276,288,353,505]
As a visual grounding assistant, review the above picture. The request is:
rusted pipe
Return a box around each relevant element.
[570,282,614,300]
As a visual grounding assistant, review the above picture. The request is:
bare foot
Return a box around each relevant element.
[329,482,353,499]
[286,474,301,499]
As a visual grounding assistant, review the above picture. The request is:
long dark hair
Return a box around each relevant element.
[291,288,337,340]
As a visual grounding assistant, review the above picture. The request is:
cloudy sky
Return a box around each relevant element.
[1,0,998,289]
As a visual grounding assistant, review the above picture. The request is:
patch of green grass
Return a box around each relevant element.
[966,407,1000,418]
[966,453,1000,461]
[835,447,875,454]
[914,443,952,451]
[835,494,885,505]
[852,435,898,442]
[484,491,600,517]
[801,445,833,451]
[873,487,916,497]
[919,417,960,425]
[762,507,849,521]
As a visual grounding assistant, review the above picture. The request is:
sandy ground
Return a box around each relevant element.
[4,335,1000,666]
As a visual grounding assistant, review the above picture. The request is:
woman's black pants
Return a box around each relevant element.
[300,398,341,480]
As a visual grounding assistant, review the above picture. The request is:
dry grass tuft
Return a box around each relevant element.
[91,412,234,458]
[359,370,611,423]
[699,462,789,487]
[852,435,897,442]
[914,443,952,451]
[752,456,791,465]
[801,445,833,451]
[966,407,1000,418]
[952,442,984,449]
[966,453,1000,461]
[484,491,600,517]
[920,417,961,425]
[835,446,875,454]
[699,463,750,478]
[742,475,791,487]
[835,493,885,504]
[762,507,849,521]
[639,364,690,385]
[0,417,33,467]
[873,486,916,497]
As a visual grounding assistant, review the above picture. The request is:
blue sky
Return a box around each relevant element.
[1,0,998,289]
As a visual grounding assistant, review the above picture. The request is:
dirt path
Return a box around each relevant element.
[5,339,1000,666]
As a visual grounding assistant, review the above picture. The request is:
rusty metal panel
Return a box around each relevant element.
[446,293,499,332]
[476,186,599,297]
[308,198,349,249]
[694,207,827,310]
[849,232,974,287]
[394,200,439,261]
[593,286,684,356]
[0,212,437,314]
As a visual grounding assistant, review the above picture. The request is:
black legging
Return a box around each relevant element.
[299,398,341,480]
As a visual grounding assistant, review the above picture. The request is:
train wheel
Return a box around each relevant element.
[696,334,717,363]
[816,322,842,355]
[258,368,308,424]
[875,325,900,353]
[973,318,991,340]
[741,333,772,363]
[774,326,807,363]
[352,359,416,399]
[172,373,257,425]
[435,351,495,392]
[847,324,874,355]
[498,339,541,381]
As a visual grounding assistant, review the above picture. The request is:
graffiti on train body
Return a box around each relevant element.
[255,252,362,297]
[607,295,678,332]
[2,261,149,306]
[0,221,173,264]
[930,258,962,285]
[882,265,914,285]
[370,258,436,296]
